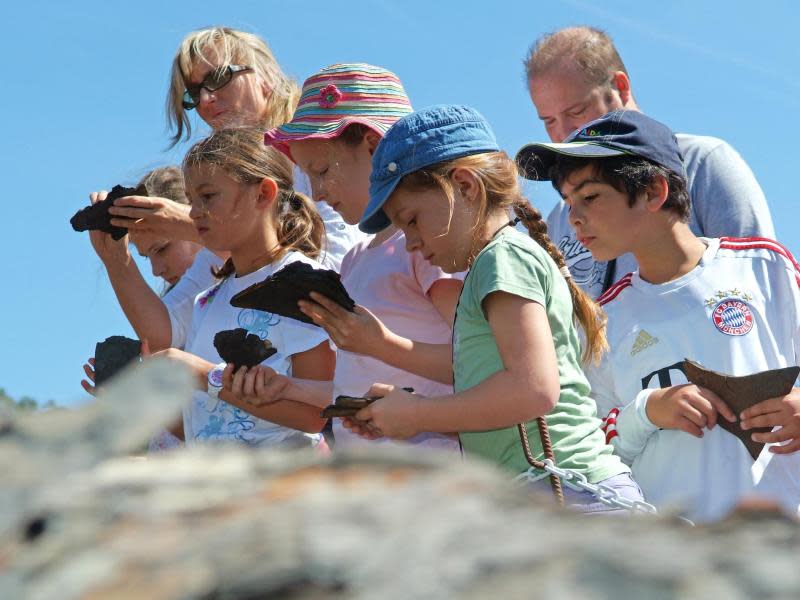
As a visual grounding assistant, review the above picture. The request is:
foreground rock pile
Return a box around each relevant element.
[1,361,799,599]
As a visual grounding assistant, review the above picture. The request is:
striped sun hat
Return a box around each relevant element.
[264,63,412,158]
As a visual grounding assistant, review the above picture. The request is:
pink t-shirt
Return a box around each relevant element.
[333,229,462,452]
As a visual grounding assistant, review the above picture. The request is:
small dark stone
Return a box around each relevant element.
[213,328,278,368]
[22,514,48,542]
[70,184,147,240]
[94,336,141,386]
[230,262,355,325]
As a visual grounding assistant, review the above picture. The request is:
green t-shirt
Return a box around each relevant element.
[453,228,626,482]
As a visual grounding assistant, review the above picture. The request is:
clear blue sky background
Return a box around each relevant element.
[3,0,798,406]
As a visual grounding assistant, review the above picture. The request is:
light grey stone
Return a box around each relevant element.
[1,360,798,599]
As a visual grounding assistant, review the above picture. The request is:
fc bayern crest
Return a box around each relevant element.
[711,298,754,336]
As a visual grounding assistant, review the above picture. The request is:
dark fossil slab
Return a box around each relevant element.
[70,184,147,240]
[213,328,277,368]
[94,336,141,385]
[230,262,355,325]
[683,358,799,459]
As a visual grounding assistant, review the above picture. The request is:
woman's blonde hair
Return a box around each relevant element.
[183,128,324,278]
[167,27,300,147]
[137,166,188,205]
[397,151,607,364]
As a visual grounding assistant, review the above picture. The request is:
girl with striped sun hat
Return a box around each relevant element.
[232,64,464,453]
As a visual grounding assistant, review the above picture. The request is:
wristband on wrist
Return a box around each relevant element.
[207,362,227,399]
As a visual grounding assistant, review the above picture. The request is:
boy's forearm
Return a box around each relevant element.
[601,389,660,464]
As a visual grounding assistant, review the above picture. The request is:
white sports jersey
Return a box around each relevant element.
[587,237,800,522]
[182,251,329,447]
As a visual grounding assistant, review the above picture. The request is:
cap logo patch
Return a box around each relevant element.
[581,127,602,137]
[711,298,754,336]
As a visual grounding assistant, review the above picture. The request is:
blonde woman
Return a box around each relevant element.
[110,27,364,271]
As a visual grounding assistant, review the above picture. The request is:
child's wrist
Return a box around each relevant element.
[639,388,661,430]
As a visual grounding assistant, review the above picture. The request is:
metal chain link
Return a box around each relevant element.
[515,459,659,515]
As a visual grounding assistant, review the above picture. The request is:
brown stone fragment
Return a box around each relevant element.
[321,396,376,419]
[683,358,799,459]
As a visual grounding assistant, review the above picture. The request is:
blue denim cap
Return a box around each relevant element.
[515,109,686,181]
[359,104,501,233]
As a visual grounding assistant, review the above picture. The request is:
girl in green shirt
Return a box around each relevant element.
[349,105,641,513]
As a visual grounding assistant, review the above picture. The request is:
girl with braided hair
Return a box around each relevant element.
[348,105,639,512]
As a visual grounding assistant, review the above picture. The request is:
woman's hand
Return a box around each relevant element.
[298,292,388,356]
[109,196,200,242]
[354,383,424,440]
[222,364,294,406]
[740,388,800,454]
[87,190,131,266]
[645,384,736,438]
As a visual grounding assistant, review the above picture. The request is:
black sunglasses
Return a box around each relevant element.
[182,64,253,110]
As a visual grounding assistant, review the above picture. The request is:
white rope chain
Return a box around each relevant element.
[515,459,659,514]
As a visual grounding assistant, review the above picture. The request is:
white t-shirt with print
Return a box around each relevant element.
[179,251,330,447]
[587,237,800,522]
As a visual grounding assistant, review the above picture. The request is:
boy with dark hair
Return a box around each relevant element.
[516,110,800,522]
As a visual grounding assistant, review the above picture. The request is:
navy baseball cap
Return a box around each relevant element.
[515,109,685,181]
[360,104,501,234]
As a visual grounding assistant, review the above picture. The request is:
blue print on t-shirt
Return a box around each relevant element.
[237,309,281,340]
[196,403,258,444]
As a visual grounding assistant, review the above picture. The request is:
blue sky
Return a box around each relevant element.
[4,0,798,405]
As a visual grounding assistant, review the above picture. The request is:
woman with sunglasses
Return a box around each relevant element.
[108,27,363,270]
[88,27,365,354]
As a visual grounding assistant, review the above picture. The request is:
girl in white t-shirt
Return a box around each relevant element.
[150,127,335,447]
[232,63,461,452]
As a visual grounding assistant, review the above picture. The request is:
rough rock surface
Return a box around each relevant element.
[1,361,799,599]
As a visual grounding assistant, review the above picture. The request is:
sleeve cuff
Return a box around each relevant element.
[610,388,660,463]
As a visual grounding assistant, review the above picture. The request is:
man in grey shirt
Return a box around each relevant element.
[523,26,774,298]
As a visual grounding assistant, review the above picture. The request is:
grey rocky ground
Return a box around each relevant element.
[1,360,798,599]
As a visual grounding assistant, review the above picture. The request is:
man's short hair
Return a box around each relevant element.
[524,26,628,87]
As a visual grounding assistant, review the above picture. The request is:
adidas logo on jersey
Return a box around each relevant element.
[631,330,659,356]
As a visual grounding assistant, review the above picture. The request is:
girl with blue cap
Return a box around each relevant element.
[351,105,641,511]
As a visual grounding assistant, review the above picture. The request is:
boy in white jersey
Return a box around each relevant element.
[515,110,800,522]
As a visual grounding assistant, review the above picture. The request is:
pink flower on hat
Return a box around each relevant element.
[319,84,343,109]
